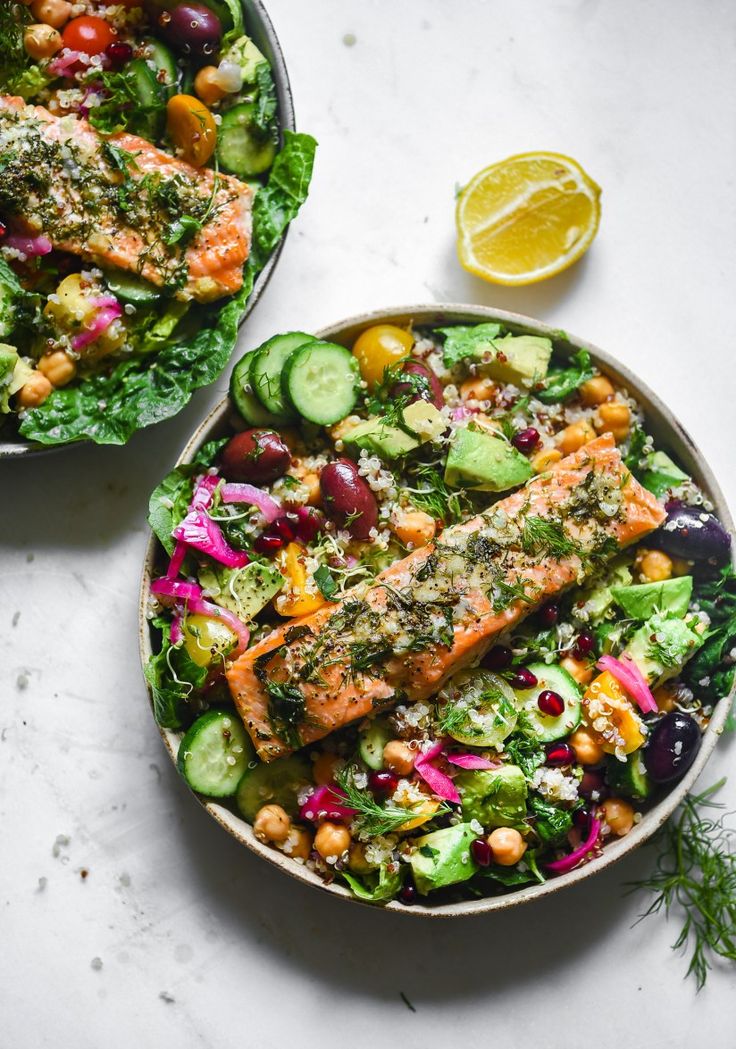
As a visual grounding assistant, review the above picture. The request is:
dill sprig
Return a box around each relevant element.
[404,462,470,525]
[335,766,440,837]
[520,514,578,560]
[627,778,736,990]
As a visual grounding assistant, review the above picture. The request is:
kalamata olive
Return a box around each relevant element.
[320,458,379,539]
[158,3,222,59]
[644,711,702,783]
[220,429,291,485]
[652,505,731,564]
[389,360,444,409]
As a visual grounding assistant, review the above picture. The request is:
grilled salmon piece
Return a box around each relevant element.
[227,436,666,761]
[0,96,252,303]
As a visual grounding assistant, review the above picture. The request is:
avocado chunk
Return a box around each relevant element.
[605,751,652,801]
[0,344,32,413]
[343,400,445,460]
[611,576,693,620]
[444,426,532,491]
[475,334,553,388]
[577,558,633,623]
[640,451,689,500]
[410,823,479,895]
[622,611,704,687]
[456,765,527,828]
[198,561,284,621]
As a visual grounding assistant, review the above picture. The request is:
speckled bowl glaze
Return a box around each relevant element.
[139,303,735,916]
[0,0,295,458]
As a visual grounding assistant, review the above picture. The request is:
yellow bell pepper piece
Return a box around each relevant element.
[274,542,327,618]
[397,799,441,833]
[582,670,645,756]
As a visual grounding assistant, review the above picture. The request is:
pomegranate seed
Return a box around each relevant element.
[573,807,591,831]
[579,769,609,800]
[106,41,133,65]
[546,742,575,766]
[368,771,398,796]
[398,883,417,905]
[509,666,538,690]
[573,631,595,659]
[482,644,513,671]
[0,222,6,239]
[272,514,297,541]
[537,689,565,717]
[511,427,540,453]
[538,602,559,627]
[470,837,492,867]
[253,533,283,554]
[295,505,325,542]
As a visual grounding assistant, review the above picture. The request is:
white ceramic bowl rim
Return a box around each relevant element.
[139,302,735,917]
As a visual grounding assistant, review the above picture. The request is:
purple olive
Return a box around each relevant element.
[320,458,378,539]
[651,505,731,564]
[158,3,222,59]
[220,429,291,485]
[644,711,701,784]
[389,360,444,409]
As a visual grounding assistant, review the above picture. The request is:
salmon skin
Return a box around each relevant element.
[227,436,666,761]
[0,96,252,303]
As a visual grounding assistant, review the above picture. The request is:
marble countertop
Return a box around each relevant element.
[2,1,736,1044]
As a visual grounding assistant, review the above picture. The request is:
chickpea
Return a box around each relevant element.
[556,420,596,456]
[653,684,677,713]
[392,509,436,548]
[281,826,313,862]
[16,371,53,408]
[37,350,77,388]
[23,23,62,59]
[253,803,291,845]
[312,751,341,786]
[531,447,562,473]
[579,375,615,407]
[314,821,351,859]
[30,0,72,28]
[487,827,527,866]
[194,65,227,106]
[594,401,631,442]
[636,547,673,583]
[329,414,362,442]
[560,655,594,686]
[671,557,691,577]
[600,797,635,836]
[383,740,415,776]
[348,842,376,875]
[460,376,496,403]
[570,727,605,766]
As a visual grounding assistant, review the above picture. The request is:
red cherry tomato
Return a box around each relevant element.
[62,16,117,56]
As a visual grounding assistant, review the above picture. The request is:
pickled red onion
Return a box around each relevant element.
[546,818,602,874]
[597,654,658,714]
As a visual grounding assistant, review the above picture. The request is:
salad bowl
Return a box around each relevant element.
[139,303,735,916]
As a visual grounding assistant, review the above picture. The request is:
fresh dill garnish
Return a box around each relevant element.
[404,462,470,526]
[627,778,736,990]
[264,681,305,749]
[520,515,578,560]
[366,362,432,430]
[335,766,423,836]
[504,725,545,778]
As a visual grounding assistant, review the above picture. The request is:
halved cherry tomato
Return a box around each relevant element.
[274,543,326,618]
[62,16,117,56]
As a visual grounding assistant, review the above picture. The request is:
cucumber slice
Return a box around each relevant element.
[251,332,315,419]
[236,754,312,822]
[605,751,652,800]
[516,662,582,743]
[230,351,284,427]
[177,710,254,797]
[217,102,278,177]
[128,58,166,139]
[102,269,160,305]
[282,341,360,426]
[358,718,392,770]
[438,669,518,748]
[141,37,178,98]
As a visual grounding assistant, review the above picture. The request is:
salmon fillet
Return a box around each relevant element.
[0,95,252,303]
[227,436,666,761]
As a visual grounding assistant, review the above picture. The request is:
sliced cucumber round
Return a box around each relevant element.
[236,754,312,822]
[282,341,359,426]
[605,751,652,800]
[230,351,284,427]
[437,669,518,748]
[177,710,254,798]
[127,58,166,139]
[102,269,160,305]
[515,662,582,743]
[140,37,178,98]
[251,332,315,419]
[217,102,278,178]
[358,718,392,770]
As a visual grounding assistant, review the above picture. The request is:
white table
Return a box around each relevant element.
[3,1,736,1044]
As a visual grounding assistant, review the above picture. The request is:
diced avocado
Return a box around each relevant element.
[605,751,652,801]
[611,577,693,620]
[198,561,284,621]
[444,427,532,492]
[456,765,527,828]
[576,558,633,623]
[622,611,704,687]
[410,823,479,895]
[343,400,445,461]
[0,344,33,413]
[640,451,689,499]
[476,334,553,388]
[218,34,267,86]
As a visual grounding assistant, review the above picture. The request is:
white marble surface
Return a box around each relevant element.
[2,1,736,1044]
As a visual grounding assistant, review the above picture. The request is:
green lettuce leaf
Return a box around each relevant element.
[529,796,573,845]
[340,863,405,902]
[536,349,594,404]
[684,565,736,706]
[144,615,207,729]
[437,323,503,368]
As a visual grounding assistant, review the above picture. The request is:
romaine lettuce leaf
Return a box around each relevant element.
[144,615,207,729]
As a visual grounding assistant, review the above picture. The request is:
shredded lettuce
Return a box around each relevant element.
[536,349,595,404]
[340,864,405,902]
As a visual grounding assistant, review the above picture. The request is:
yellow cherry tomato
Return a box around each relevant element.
[182,613,238,668]
[166,94,217,167]
[274,543,327,618]
[352,324,414,390]
[582,670,645,755]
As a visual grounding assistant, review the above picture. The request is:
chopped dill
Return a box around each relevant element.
[335,767,426,836]
[521,515,578,560]
[404,462,470,525]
